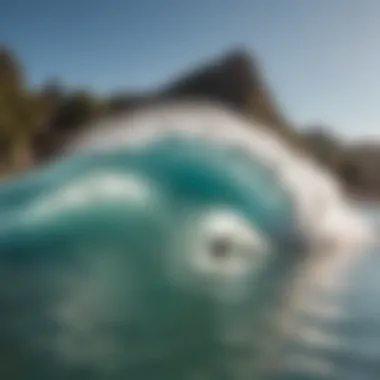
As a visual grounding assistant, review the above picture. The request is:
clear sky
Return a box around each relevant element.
[2,0,380,139]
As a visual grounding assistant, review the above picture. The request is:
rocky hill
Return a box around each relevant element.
[158,50,303,147]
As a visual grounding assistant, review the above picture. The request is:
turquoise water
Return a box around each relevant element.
[0,136,379,379]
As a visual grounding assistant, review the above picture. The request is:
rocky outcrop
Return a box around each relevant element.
[159,51,296,138]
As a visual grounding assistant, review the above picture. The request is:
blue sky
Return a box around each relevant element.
[2,0,380,139]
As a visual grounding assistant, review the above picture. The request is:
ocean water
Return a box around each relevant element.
[260,202,380,380]
[336,202,380,379]
[358,202,380,226]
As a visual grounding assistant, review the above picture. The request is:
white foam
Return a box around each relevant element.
[66,100,373,251]
[25,171,153,221]
[67,101,374,378]
[189,209,271,278]
[64,101,375,348]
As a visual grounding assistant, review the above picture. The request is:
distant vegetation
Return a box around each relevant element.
[0,47,379,199]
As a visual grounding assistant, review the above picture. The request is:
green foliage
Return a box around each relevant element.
[39,80,65,119]
[0,48,106,170]
[0,49,24,91]
[50,91,105,131]
[0,48,48,172]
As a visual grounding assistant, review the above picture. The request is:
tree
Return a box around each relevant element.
[0,48,24,92]
[0,48,47,172]
[50,91,104,131]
